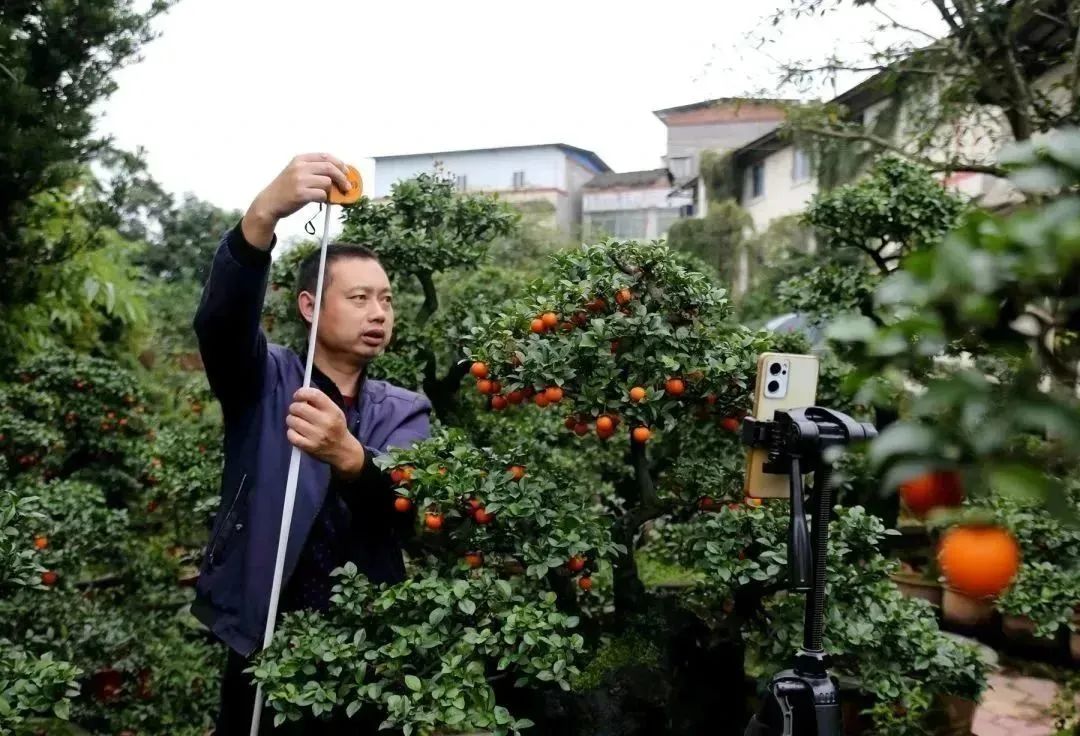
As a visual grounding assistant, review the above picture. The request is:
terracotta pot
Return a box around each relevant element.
[1001,614,1057,648]
[1071,611,1080,662]
[840,690,875,736]
[934,694,977,736]
[889,571,943,607]
[942,588,994,626]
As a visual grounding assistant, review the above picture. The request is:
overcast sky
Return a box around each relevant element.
[98,0,941,243]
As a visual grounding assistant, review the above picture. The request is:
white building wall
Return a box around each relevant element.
[583,187,675,212]
[373,147,568,197]
[741,146,819,231]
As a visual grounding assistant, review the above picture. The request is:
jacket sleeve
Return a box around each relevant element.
[192,223,276,414]
[335,394,432,531]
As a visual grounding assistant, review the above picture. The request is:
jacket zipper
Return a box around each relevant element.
[208,472,247,565]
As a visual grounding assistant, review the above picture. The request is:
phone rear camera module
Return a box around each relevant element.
[769,362,783,375]
[767,380,780,393]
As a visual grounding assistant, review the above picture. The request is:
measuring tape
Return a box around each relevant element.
[249,165,362,735]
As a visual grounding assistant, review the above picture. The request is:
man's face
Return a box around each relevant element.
[298,257,394,362]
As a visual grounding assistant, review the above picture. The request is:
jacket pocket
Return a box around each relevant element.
[206,473,249,567]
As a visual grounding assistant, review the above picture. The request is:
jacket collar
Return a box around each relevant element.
[310,363,366,410]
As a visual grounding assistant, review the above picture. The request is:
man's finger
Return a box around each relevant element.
[288,401,323,424]
[286,428,315,450]
[298,152,347,173]
[285,414,320,437]
[302,174,334,193]
[294,387,335,409]
[302,188,329,203]
[308,162,352,193]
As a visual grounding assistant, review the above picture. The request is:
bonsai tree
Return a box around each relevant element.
[0,350,223,735]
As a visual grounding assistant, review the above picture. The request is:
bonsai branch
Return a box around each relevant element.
[416,271,439,327]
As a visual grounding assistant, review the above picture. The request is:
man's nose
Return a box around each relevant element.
[369,303,387,323]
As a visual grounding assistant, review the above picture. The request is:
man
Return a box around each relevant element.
[191,153,431,734]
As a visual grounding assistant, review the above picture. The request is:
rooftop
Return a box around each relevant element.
[373,143,611,174]
[653,97,796,119]
[583,168,672,190]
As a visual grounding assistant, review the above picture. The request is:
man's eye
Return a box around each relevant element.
[352,294,367,302]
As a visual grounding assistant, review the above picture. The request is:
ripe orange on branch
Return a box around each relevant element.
[394,496,413,513]
[632,426,651,444]
[509,465,526,481]
[938,524,1019,598]
[615,288,632,306]
[629,386,646,403]
[424,512,444,531]
[530,318,546,334]
[470,362,489,379]
[490,395,508,411]
[476,379,494,395]
[899,470,963,517]
[665,378,686,397]
[541,312,559,329]
[544,386,564,403]
[34,535,49,551]
[567,555,587,573]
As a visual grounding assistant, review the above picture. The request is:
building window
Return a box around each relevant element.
[512,171,525,189]
[668,156,692,180]
[455,174,468,191]
[657,209,682,237]
[750,163,765,199]
[586,210,647,240]
[792,148,812,183]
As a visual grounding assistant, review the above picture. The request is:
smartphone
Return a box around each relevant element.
[744,352,820,499]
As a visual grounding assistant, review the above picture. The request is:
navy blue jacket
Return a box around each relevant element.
[191,225,431,656]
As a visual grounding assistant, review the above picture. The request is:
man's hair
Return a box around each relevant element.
[295,243,381,324]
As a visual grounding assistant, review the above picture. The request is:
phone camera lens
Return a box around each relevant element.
[767,380,780,393]
[769,362,783,376]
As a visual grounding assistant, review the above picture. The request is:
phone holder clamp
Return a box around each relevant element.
[740,407,876,736]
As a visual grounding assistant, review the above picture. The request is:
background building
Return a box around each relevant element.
[653,98,790,217]
[581,169,689,241]
[373,144,610,235]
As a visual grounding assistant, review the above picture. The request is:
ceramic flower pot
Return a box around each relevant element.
[1001,614,1057,648]
[934,693,977,736]
[888,571,943,607]
[942,588,994,626]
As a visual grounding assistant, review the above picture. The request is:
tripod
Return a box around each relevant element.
[740,407,877,736]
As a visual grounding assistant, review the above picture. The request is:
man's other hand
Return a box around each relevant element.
[286,387,365,478]
[242,154,353,248]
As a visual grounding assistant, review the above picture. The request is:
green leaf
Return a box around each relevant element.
[347,701,361,718]
[989,464,1049,502]
[459,599,477,615]
[405,675,422,692]
[825,314,877,342]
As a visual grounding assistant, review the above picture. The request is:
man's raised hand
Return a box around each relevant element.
[242,154,353,248]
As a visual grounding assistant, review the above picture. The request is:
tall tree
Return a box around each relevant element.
[0,0,172,311]
[760,0,1080,179]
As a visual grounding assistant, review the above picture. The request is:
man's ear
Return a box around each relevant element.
[297,291,315,327]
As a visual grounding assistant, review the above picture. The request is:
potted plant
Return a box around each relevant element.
[996,562,1080,649]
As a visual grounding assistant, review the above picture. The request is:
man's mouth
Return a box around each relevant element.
[360,329,385,347]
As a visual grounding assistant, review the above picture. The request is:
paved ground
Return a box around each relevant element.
[974,670,1078,736]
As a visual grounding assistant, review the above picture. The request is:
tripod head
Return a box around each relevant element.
[740,407,876,736]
